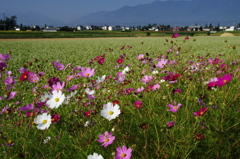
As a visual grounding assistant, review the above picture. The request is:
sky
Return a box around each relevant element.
[0,0,167,23]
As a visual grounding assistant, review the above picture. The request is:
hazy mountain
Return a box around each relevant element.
[71,0,240,26]
[4,10,65,27]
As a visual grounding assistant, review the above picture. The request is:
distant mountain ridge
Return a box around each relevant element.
[71,0,240,26]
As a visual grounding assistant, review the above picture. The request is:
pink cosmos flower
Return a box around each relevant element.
[215,73,232,87]
[66,75,74,81]
[52,82,65,91]
[156,59,168,68]
[167,102,182,112]
[134,100,142,109]
[27,72,39,83]
[53,60,64,70]
[80,67,95,77]
[141,75,153,84]
[135,86,144,94]
[97,131,115,147]
[152,84,160,90]
[0,92,17,100]
[20,104,34,111]
[137,54,144,60]
[116,146,132,159]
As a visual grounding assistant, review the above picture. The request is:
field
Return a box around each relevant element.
[1,30,240,39]
[0,36,240,158]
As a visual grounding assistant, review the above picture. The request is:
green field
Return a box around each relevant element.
[1,30,240,39]
[0,36,239,158]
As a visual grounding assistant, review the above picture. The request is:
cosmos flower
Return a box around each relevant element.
[134,100,142,109]
[100,102,121,121]
[53,60,64,70]
[20,71,29,82]
[20,104,34,111]
[97,131,115,147]
[98,58,105,65]
[167,121,176,128]
[51,114,60,123]
[87,153,104,159]
[46,90,65,109]
[96,75,106,83]
[52,82,65,92]
[167,102,182,112]
[0,92,17,100]
[137,54,144,60]
[156,59,168,68]
[193,107,207,116]
[115,146,132,159]
[172,33,179,38]
[215,73,232,87]
[141,75,153,84]
[43,136,51,144]
[135,86,144,94]
[80,67,95,77]
[117,58,124,64]
[34,113,52,130]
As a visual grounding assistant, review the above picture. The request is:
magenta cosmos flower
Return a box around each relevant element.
[115,146,132,159]
[194,107,207,116]
[134,100,142,109]
[215,73,232,87]
[80,67,95,77]
[97,131,115,147]
[172,33,179,38]
[167,102,182,112]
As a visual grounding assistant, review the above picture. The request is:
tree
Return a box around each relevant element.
[0,15,17,30]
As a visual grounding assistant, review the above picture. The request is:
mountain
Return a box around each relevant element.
[4,10,65,27]
[71,0,240,26]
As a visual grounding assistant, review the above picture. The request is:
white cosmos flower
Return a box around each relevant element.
[122,66,130,74]
[152,70,159,74]
[40,92,51,102]
[64,91,77,104]
[43,136,51,144]
[87,153,104,159]
[96,75,106,83]
[85,88,95,95]
[34,113,52,130]
[100,102,120,121]
[46,90,65,109]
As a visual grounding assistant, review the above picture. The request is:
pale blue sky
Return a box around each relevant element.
[0,0,168,23]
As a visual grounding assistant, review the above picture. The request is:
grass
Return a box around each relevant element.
[0,36,239,158]
[0,30,231,39]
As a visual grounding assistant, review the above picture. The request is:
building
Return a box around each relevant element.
[187,26,202,31]
[225,26,235,31]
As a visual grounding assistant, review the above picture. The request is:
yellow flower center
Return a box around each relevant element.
[223,80,227,83]
[55,98,59,102]
[108,111,114,115]
[8,140,13,144]
[121,153,126,157]
[173,106,177,109]
[42,120,47,124]
[104,138,109,142]
[85,73,89,77]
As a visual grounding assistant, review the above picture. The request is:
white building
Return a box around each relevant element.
[225,26,235,31]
